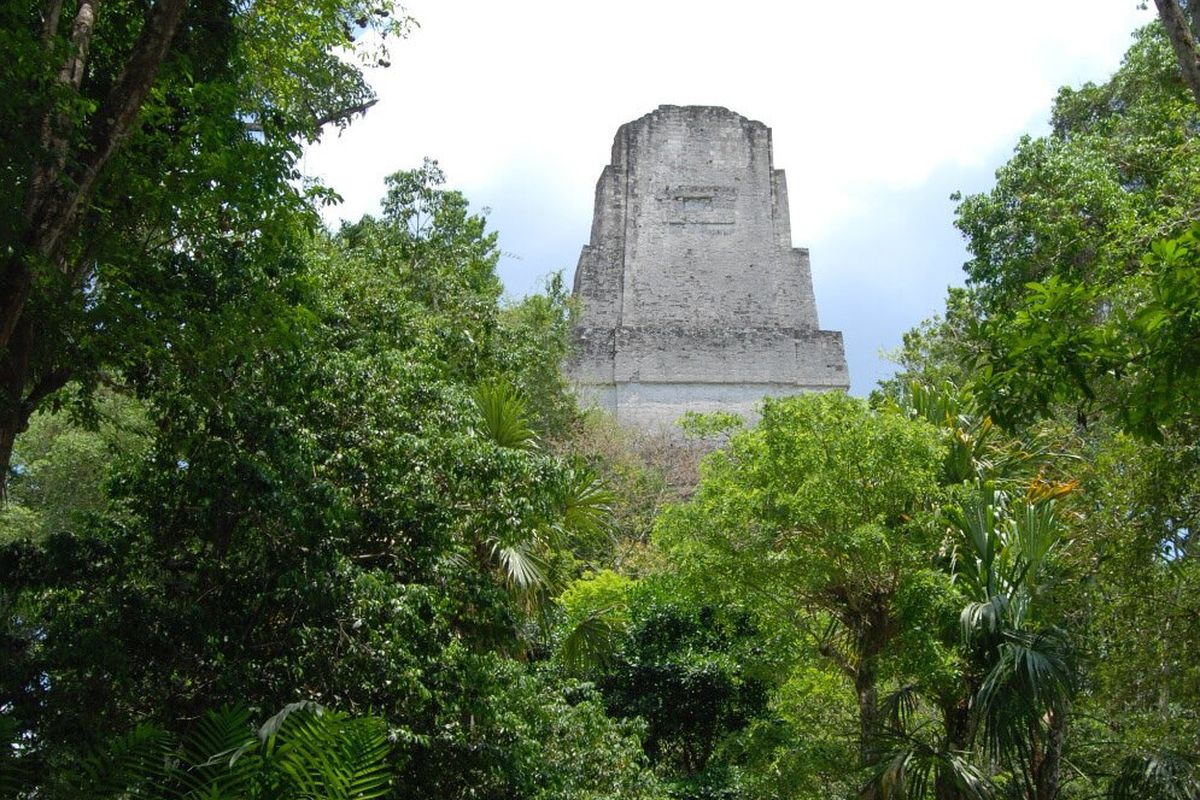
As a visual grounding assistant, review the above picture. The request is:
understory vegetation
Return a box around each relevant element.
[2,2,1198,798]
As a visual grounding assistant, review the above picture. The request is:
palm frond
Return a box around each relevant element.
[73,724,175,797]
[816,616,857,675]
[183,704,256,767]
[167,704,259,796]
[974,627,1073,767]
[941,751,994,800]
[877,740,931,800]
[560,466,616,543]
[559,606,624,670]
[258,700,324,744]
[1008,499,1062,591]
[945,487,1004,597]
[1109,750,1200,800]
[961,594,1009,642]
[872,729,994,800]
[492,541,546,589]
[271,708,392,800]
[880,684,924,735]
[473,380,536,450]
[905,379,967,428]
[69,704,393,800]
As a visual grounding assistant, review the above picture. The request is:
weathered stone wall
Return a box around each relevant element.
[569,105,849,429]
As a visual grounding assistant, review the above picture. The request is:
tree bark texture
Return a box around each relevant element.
[855,662,882,800]
[1032,707,1067,800]
[1155,0,1200,108]
[935,698,972,800]
[853,601,897,800]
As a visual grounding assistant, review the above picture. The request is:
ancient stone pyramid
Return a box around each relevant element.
[567,105,849,428]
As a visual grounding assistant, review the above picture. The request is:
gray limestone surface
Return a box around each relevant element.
[568,105,849,429]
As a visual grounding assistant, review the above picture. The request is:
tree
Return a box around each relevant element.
[1153,0,1200,106]
[944,486,1075,800]
[0,169,662,798]
[0,0,409,492]
[949,22,1200,437]
[880,16,1200,798]
[558,571,771,799]
[656,393,947,780]
[1070,426,1200,800]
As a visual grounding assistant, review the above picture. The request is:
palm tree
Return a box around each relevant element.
[471,379,615,609]
[1109,750,1200,800]
[872,683,995,800]
[875,381,1076,800]
[948,484,1074,800]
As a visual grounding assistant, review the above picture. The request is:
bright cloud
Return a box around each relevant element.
[303,0,1155,392]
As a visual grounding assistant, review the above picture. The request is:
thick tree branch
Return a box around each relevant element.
[22,368,73,417]
[242,98,379,133]
[30,0,99,226]
[60,0,97,91]
[8,0,189,354]
[1155,0,1200,107]
[41,0,65,43]
[28,0,189,269]
[313,97,378,129]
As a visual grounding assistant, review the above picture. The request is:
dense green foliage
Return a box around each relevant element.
[950,24,1200,437]
[560,572,770,799]
[0,0,409,488]
[3,7,1198,800]
[0,166,662,799]
[657,394,947,770]
[873,17,1200,800]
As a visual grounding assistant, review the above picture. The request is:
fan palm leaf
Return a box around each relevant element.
[1109,750,1200,800]
[559,605,624,670]
[560,465,616,543]
[473,380,536,450]
[492,540,546,590]
[873,727,995,800]
[973,626,1073,774]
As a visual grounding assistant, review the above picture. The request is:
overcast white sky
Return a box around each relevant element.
[304,1,1155,394]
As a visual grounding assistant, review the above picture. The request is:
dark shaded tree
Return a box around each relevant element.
[0,0,409,492]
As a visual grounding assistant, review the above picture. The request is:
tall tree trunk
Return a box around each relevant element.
[1033,708,1067,800]
[854,604,895,800]
[855,657,881,800]
[0,316,36,498]
[935,697,971,800]
[0,418,19,495]
[816,622,881,799]
[0,316,70,498]
[856,659,880,768]
[1155,0,1200,107]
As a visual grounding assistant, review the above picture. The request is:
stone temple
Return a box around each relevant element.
[567,105,849,428]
